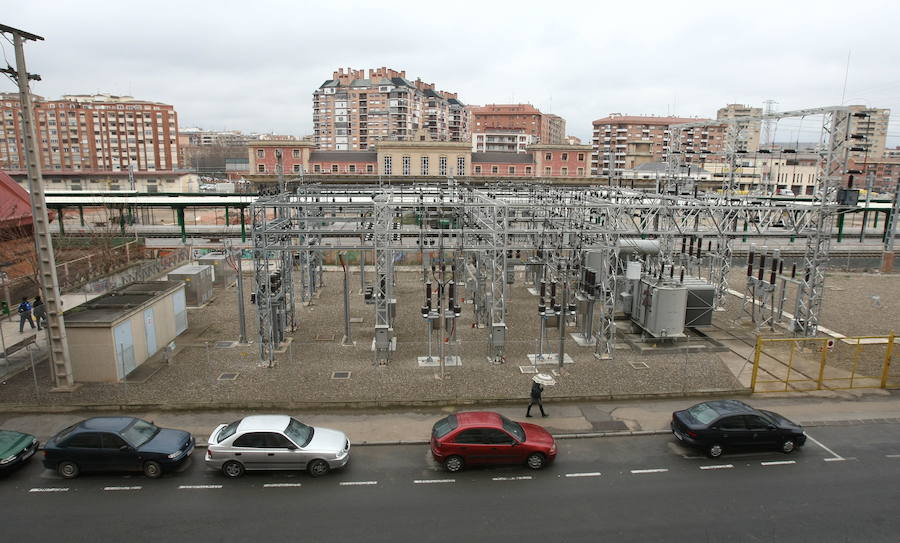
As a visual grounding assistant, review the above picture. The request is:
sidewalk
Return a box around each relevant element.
[2,390,899,447]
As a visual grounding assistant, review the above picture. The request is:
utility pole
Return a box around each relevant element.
[1,24,75,389]
[882,179,900,272]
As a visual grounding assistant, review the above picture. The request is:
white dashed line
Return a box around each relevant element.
[824,457,847,462]
[630,469,668,474]
[761,460,796,466]
[564,472,602,478]
[414,479,455,484]
[339,481,378,486]
[177,484,223,489]
[804,433,844,461]
[263,483,303,488]
[699,464,733,470]
[491,476,533,481]
[104,486,142,491]
[29,487,69,493]
[885,454,900,458]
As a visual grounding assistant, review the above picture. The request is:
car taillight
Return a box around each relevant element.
[686,430,698,438]
[206,450,213,458]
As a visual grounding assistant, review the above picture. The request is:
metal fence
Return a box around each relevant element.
[751,333,898,392]
[80,248,191,294]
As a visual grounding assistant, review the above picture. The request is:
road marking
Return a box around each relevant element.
[886,454,900,458]
[414,479,455,484]
[177,484,223,489]
[805,433,844,461]
[761,460,796,466]
[699,464,733,470]
[630,469,668,474]
[263,483,303,488]
[564,472,602,478]
[824,457,847,462]
[339,481,378,486]
[104,486,142,491]
[491,476,533,481]
[29,487,69,493]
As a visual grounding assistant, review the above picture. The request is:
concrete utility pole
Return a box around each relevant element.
[882,180,900,272]
[1,23,75,389]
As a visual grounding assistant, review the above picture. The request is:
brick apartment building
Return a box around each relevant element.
[591,114,726,175]
[469,104,566,145]
[847,105,890,159]
[312,67,468,151]
[716,103,762,152]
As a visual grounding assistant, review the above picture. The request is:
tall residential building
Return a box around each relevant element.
[591,115,726,175]
[469,104,566,144]
[0,93,179,174]
[312,67,466,151]
[848,105,890,159]
[471,130,534,153]
[716,103,762,152]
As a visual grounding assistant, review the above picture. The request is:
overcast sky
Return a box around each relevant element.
[2,0,898,146]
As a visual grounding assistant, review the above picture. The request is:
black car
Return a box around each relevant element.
[671,400,806,458]
[42,417,194,479]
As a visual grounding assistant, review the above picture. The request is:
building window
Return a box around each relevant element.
[421,156,429,176]
[256,149,264,158]
[577,153,585,161]
[384,156,392,175]
[474,165,482,174]
[257,164,266,173]
[314,164,321,173]
[456,156,465,176]
[545,153,552,160]
[577,167,584,176]
[525,166,532,175]
[292,149,300,158]
[544,167,551,176]
[439,156,448,176]
[331,164,338,173]
[491,165,499,174]
[293,164,301,173]
[508,166,515,175]
[366,164,374,173]
[402,156,411,176]
[349,164,356,173]
[561,153,568,161]
[561,167,568,175]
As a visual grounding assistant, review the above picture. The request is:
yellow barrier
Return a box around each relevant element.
[751,332,898,392]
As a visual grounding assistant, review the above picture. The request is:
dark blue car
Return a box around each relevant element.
[42,417,194,479]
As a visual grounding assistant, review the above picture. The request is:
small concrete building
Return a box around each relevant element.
[64,281,187,382]
[167,264,213,306]
[197,253,236,287]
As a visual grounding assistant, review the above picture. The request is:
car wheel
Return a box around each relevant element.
[58,460,79,479]
[143,460,163,479]
[706,444,724,458]
[780,439,797,454]
[222,460,245,478]
[308,459,330,477]
[526,452,546,470]
[443,455,464,473]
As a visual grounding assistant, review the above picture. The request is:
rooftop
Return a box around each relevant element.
[64,281,183,326]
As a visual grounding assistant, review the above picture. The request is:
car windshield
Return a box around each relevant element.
[121,419,160,448]
[217,420,240,443]
[284,418,313,447]
[687,403,720,425]
[500,415,525,442]
[432,415,457,439]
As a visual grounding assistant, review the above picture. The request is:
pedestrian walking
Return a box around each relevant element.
[17,297,34,333]
[527,373,555,417]
[32,296,47,331]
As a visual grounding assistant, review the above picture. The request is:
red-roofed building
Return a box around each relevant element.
[0,170,34,233]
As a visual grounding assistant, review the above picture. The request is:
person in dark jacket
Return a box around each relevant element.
[32,296,48,331]
[17,297,34,333]
[526,380,547,417]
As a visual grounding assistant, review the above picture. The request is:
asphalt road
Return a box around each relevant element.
[4,423,900,542]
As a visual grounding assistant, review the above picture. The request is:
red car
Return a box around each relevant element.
[430,411,557,472]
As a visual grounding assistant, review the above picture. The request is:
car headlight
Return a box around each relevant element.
[0,454,16,464]
[167,451,182,459]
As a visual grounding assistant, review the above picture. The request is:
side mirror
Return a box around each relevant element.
[509,441,519,446]
[287,445,298,451]
[119,445,131,452]
[767,425,777,431]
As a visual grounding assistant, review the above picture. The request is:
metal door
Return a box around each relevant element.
[143,308,157,355]
[172,288,188,335]
[113,321,136,379]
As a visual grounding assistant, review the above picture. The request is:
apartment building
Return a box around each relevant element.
[716,104,762,152]
[313,67,466,151]
[469,104,566,145]
[591,115,726,175]
[848,105,890,159]
[471,130,534,153]
[0,93,179,175]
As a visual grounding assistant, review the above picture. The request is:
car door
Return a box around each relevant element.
[451,429,488,465]
[262,432,301,471]
[230,432,272,470]
[100,432,140,472]
[481,428,520,465]
[714,416,753,449]
[744,415,779,448]
[61,432,103,471]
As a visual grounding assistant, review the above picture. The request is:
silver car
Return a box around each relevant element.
[205,415,350,478]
